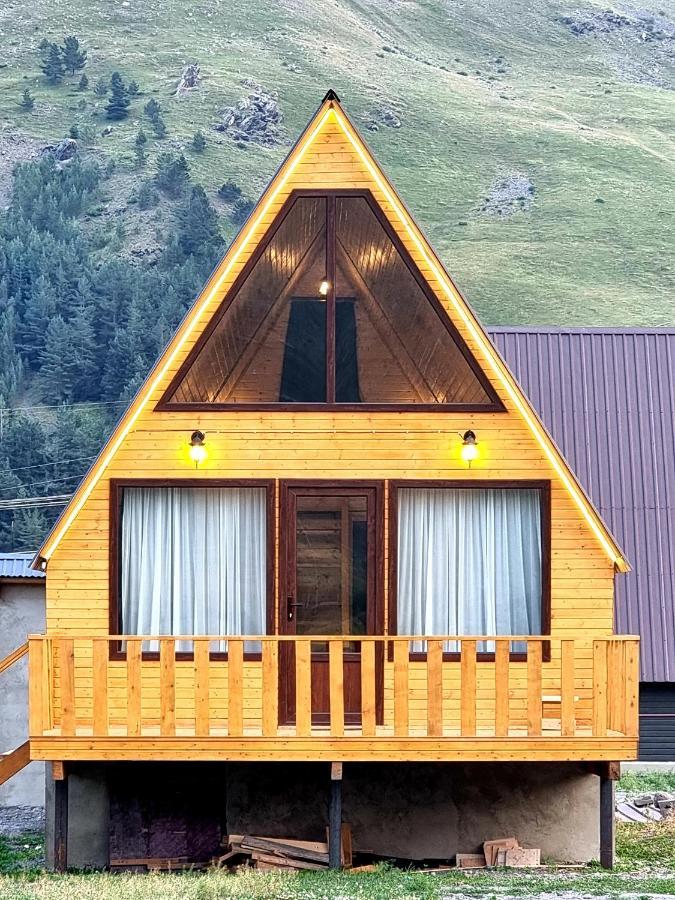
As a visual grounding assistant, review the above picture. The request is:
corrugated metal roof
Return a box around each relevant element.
[488,327,675,683]
[0,552,46,580]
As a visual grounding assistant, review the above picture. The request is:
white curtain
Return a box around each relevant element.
[120,487,266,649]
[397,488,541,650]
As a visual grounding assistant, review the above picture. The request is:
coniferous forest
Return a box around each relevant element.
[0,152,224,551]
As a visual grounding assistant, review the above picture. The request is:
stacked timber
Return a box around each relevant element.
[216,828,352,871]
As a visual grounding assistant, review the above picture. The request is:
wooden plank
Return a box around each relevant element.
[560,640,576,737]
[159,639,175,737]
[494,639,509,738]
[426,640,443,737]
[0,642,28,674]
[92,638,108,737]
[59,639,75,737]
[194,640,209,738]
[329,641,344,738]
[393,640,409,737]
[593,640,608,737]
[262,642,278,737]
[527,640,542,737]
[295,640,311,737]
[127,641,142,737]
[624,640,639,738]
[360,640,376,737]
[28,639,44,737]
[608,641,625,734]
[460,640,476,736]
[228,640,244,737]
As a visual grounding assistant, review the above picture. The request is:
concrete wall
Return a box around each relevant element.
[45,760,601,868]
[0,581,45,808]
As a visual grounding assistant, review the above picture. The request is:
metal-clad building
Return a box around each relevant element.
[489,327,675,760]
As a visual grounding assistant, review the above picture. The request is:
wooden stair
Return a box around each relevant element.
[0,741,31,786]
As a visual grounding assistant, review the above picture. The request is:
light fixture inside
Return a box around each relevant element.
[318,278,329,299]
[460,429,479,466]
[189,430,207,467]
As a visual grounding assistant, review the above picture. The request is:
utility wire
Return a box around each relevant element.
[0,494,72,511]
[0,455,97,475]
[0,399,127,415]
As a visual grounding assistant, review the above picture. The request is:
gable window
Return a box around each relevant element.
[162,191,501,410]
[116,485,268,649]
[394,484,547,652]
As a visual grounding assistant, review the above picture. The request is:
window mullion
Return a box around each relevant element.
[326,195,336,403]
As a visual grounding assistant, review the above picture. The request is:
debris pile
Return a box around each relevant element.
[457,836,541,868]
[176,63,201,96]
[559,9,675,42]
[40,139,78,162]
[215,828,352,872]
[616,790,675,823]
[365,103,402,132]
[214,81,283,146]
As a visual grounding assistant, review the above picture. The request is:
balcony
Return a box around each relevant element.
[28,634,639,763]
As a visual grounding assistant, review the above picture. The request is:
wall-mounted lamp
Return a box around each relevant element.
[318,278,329,299]
[460,430,479,466]
[189,430,207,468]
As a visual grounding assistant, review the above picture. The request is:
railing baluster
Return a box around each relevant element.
[295,640,311,737]
[593,639,608,737]
[494,639,509,737]
[92,638,108,737]
[393,640,409,736]
[127,640,142,736]
[460,640,476,736]
[59,638,75,737]
[160,639,175,736]
[262,641,278,737]
[329,641,344,738]
[228,639,244,737]
[28,638,44,737]
[625,639,639,738]
[360,640,376,737]
[427,640,443,737]
[194,640,210,738]
[560,639,576,737]
[527,640,542,737]
[608,640,624,734]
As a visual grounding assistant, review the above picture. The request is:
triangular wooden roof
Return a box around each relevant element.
[35,92,629,571]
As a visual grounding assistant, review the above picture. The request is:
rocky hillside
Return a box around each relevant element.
[1,0,673,327]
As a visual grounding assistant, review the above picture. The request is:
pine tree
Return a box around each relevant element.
[93,76,108,97]
[78,73,89,91]
[191,130,206,152]
[12,508,50,552]
[144,98,166,138]
[40,42,65,85]
[105,72,130,120]
[174,185,222,261]
[19,88,35,111]
[61,35,87,76]
[134,129,148,168]
[40,315,77,399]
[127,80,139,96]
[155,152,190,199]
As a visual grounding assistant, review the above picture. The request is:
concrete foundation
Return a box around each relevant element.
[44,760,601,868]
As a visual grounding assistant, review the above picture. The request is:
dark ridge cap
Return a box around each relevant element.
[322,89,341,103]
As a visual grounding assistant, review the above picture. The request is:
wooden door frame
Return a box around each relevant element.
[278,480,385,726]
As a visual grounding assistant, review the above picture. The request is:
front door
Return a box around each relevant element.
[279,482,383,726]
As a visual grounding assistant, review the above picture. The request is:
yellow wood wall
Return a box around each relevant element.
[43,108,618,733]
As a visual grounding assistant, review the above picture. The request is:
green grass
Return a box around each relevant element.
[619,770,675,795]
[2,0,674,326]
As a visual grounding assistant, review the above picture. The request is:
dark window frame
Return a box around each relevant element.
[157,189,505,413]
[108,478,276,661]
[387,479,552,662]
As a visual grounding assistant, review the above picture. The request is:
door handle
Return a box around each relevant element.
[287,599,303,621]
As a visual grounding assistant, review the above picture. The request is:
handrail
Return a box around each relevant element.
[27,634,642,643]
[0,642,28,674]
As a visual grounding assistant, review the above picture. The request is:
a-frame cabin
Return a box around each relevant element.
[12,92,638,868]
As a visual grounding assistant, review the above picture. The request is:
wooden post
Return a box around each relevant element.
[600,771,615,869]
[53,763,68,873]
[328,762,343,870]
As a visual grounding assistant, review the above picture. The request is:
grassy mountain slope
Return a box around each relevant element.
[1,0,674,326]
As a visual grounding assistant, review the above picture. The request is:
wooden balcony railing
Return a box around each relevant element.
[28,635,639,756]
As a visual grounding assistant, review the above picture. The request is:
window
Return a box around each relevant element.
[118,486,267,649]
[163,192,500,409]
[395,486,545,651]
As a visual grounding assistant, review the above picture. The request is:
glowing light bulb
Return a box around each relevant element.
[189,430,207,467]
[460,430,479,466]
[318,278,329,298]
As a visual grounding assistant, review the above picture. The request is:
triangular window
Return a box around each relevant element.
[162,192,501,409]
